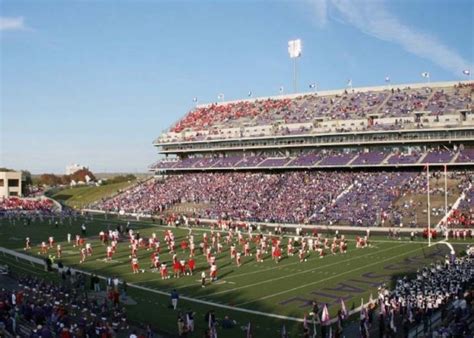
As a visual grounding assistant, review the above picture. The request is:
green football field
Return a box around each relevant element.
[0,215,471,337]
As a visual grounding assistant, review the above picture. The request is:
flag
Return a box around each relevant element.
[248,91,252,97]
[347,79,352,87]
[186,313,191,330]
[385,76,390,83]
[463,69,471,76]
[192,97,198,103]
[421,72,430,78]
[279,86,284,93]
[208,314,217,338]
[321,304,330,325]
[359,298,367,321]
[246,322,252,338]
[340,298,348,319]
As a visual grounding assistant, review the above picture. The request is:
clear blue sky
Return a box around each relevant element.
[1,0,472,174]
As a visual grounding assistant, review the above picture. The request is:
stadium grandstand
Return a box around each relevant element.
[91,81,473,230]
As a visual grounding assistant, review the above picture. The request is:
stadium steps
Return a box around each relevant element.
[210,159,224,168]
[450,151,461,163]
[346,154,359,166]
[374,89,394,115]
[326,95,344,115]
[233,158,245,167]
[283,157,296,167]
[423,88,438,109]
[416,152,429,164]
[437,183,472,227]
[381,153,393,164]
[319,183,354,212]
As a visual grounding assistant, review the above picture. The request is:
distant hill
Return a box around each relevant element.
[50,180,140,209]
[93,172,152,180]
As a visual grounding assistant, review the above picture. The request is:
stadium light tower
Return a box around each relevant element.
[288,39,302,93]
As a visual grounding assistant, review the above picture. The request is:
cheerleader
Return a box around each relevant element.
[131,257,139,274]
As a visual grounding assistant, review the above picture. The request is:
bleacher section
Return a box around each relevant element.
[150,148,473,171]
[92,171,473,227]
[157,82,473,144]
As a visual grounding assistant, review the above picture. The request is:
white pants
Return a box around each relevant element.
[172,298,178,310]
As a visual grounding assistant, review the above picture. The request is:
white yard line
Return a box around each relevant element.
[198,243,410,298]
[235,244,438,306]
[133,243,386,286]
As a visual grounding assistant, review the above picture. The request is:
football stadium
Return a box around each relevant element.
[1,1,473,338]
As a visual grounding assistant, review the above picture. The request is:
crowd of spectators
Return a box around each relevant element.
[92,170,474,227]
[0,272,146,337]
[159,83,473,143]
[0,198,56,214]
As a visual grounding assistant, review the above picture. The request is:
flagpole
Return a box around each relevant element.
[427,164,431,247]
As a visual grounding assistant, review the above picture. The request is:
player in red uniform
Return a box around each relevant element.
[244,242,250,256]
[274,246,282,263]
[210,263,218,282]
[131,257,140,274]
[160,263,169,279]
[40,242,48,255]
[106,246,113,261]
[173,260,181,278]
[179,259,186,276]
[299,249,306,262]
[236,252,242,267]
[187,258,195,275]
[99,231,106,244]
[256,248,263,263]
[181,240,188,253]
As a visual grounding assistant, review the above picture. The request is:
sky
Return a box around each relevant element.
[1,0,473,174]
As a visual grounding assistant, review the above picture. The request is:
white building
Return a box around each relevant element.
[66,163,88,175]
[0,171,22,198]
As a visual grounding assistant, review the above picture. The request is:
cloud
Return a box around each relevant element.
[311,0,328,28]
[0,16,26,32]
[310,0,472,76]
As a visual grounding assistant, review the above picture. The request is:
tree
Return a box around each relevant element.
[70,169,96,183]
[21,170,33,186]
[38,174,63,186]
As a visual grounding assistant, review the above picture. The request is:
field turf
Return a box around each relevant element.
[0,215,471,337]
